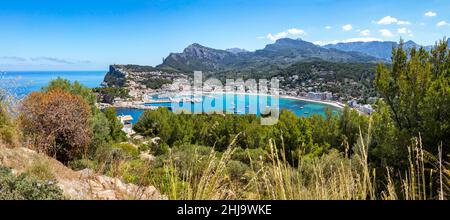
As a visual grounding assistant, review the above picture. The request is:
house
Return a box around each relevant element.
[118,115,135,136]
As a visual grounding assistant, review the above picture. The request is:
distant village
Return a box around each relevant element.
[102,67,376,120]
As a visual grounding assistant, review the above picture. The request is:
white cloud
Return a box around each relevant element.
[359,29,371,36]
[313,41,325,46]
[342,24,353,31]
[342,37,383,43]
[397,20,411,25]
[437,21,449,27]
[425,11,437,17]
[377,16,410,25]
[266,32,288,41]
[287,28,305,35]
[377,16,398,25]
[379,29,394,37]
[397,28,407,34]
[265,27,306,41]
[397,28,413,37]
[325,26,332,30]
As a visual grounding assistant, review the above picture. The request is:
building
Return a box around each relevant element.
[360,104,374,115]
[348,99,358,107]
[306,92,333,101]
[118,115,135,136]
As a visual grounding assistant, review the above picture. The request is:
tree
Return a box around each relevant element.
[375,39,449,156]
[19,89,92,163]
[104,107,127,142]
[0,97,19,147]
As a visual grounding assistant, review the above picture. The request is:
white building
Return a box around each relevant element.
[118,115,135,136]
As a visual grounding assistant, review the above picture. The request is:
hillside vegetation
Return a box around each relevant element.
[0,39,449,200]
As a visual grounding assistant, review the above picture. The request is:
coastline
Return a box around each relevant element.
[201,91,345,110]
[104,91,346,110]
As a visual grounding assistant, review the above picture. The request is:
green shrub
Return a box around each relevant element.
[138,143,150,152]
[26,159,55,181]
[226,160,251,183]
[151,143,170,156]
[113,143,140,159]
[232,147,268,165]
[68,158,98,171]
[0,99,19,148]
[0,167,64,200]
[118,159,149,185]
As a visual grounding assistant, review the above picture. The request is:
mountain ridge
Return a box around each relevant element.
[157,38,382,72]
[323,40,435,60]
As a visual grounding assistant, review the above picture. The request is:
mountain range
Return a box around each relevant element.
[323,40,435,61]
[157,38,383,72]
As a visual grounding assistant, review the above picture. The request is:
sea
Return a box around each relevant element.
[0,71,339,123]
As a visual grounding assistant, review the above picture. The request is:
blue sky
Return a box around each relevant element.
[0,0,449,70]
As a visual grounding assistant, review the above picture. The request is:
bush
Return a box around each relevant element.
[68,158,98,171]
[19,89,92,164]
[26,159,55,181]
[0,167,64,200]
[226,160,251,183]
[0,99,19,148]
[113,143,140,159]
[151,143,170,156]
[232,147,268,165]
[118,159,149,185]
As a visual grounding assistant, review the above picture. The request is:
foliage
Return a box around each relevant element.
[0,167,64,200]
[375,38,450,157]
[93,87,130,104]
[0,98,20,147]
[19,89,92,163]
[26,159,55,181]
[104,107,127,142]
[113,143,140,159]
[143,78,172,89]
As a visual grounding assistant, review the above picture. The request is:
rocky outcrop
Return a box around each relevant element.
[0,145,166,200]
[103,65,129,87]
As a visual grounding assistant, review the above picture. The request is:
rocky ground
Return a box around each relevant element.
[0,145,166,200]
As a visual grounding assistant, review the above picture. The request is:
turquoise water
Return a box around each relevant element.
[0,71,339,123]
[116,93,339,124]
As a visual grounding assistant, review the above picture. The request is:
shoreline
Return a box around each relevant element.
[196,91,345,109]
[104,91,346,110]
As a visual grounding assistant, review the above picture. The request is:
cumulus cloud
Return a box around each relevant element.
[377,16,398,25]
[397,20,411,25]
[266,32,288,41]
[397,27,412,34]
[437,21,449,27]
[359,29,371,36]
[287,28,305,35]
[377,16,410,25]
[265,28,306,41]
[342,24,353,31]
[397,28,413,37]
[379,29,394,37]
[325,26,332,30]
[425,11,437,17]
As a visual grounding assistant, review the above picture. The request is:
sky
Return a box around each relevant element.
[0,0,449,71]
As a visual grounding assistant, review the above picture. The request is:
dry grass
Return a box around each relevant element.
[155,126,448,200]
